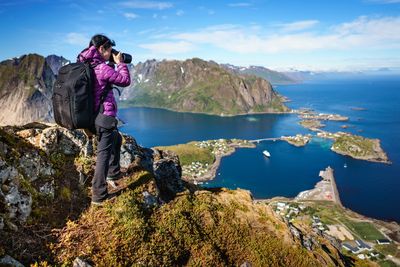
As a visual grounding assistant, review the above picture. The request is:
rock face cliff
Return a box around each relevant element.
[0,54,69,126]
[120,58,289,115]
[0,123,367,266]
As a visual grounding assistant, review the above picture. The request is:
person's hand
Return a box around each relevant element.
[113,52,123,64]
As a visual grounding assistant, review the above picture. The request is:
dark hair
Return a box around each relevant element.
[89,34,116,49]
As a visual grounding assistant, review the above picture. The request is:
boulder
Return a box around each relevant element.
[0,255,24,267]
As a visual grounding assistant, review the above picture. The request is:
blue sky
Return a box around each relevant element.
[1,0,400,71]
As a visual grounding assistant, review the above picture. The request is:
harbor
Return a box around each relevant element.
[295,166,343,207]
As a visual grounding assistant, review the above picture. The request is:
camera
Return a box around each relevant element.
[109,49,132,64]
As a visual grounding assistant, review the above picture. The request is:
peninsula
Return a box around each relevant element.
[257,167,400,266]
[156,139,255,183]
[316,131,391,164]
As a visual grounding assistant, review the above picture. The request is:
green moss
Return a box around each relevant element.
[19,176,40,201]
[55,189,322,266]
[74,156,95,176]
[59,187,72,201]
[49,152,67,168]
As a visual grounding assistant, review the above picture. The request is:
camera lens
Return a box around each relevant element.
[122,54,132,64]
[109,49,132,64]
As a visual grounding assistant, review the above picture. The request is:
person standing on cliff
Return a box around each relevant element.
[77,34,131,205]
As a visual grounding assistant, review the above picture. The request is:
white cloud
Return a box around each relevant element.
[119,1,173,10]
[124,12,138,19]
[160,16,400,54]
[276,20,319,32]
[66,32,88,46]
[366,0,400,3]
[228,2,252,7]
[139,41,195,54]
[176,9,184,16]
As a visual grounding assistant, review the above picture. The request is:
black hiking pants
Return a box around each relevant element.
[92,125,122,202]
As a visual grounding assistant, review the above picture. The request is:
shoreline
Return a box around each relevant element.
[187,142,255,183]
[294,166,343,207]
[119,105,293,117]
[253,167,400,250]
[189,140,399,227]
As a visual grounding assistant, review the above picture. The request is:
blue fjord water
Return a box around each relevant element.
[119,78,400,222]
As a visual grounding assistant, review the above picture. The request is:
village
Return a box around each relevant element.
[299,112,349,122]
[268,200,398,265]
[181,139,255,183]
[253,166,400,266]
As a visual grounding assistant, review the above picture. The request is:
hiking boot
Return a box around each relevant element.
[107,179,118,190]
[91,192,118,206]
[106,172,122,181]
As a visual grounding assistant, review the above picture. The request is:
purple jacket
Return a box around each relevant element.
[78,46,130,117]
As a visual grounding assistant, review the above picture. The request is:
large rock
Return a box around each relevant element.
[1,159,33,222]
[39,127,88,156]
[0,123,187,229]
[0,255,24,267]
[152,150,185,202]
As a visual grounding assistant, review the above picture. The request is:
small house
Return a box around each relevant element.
[376,239,391,245]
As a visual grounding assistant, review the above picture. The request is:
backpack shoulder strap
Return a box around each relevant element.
[97,83,113,114]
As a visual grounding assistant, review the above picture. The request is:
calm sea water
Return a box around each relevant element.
[119,77,400,222]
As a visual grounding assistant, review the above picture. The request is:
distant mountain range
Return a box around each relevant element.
[221,64,297,85]
[120,58,289,116]
[283,68,400,82]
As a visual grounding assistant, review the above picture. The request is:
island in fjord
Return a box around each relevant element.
[119,58,289,116]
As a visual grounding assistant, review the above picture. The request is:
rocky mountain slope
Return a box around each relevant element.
[0,54,289,126]
[0,54,69,126]
[120,58,289,116]
[222,64,297,85]
[0,123,370,266]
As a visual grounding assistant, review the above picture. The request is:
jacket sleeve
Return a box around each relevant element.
[102,63,131,87]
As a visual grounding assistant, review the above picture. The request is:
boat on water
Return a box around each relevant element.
[344,163,347,168]
[263,150,271,157]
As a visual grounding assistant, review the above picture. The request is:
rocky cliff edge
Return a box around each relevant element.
[0,123,368,266]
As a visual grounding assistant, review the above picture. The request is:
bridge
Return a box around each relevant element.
[249,137,282,143]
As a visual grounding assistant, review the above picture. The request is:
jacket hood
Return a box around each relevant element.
[77,46,105,64]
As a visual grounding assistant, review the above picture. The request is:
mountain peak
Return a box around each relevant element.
[121,58,289,115]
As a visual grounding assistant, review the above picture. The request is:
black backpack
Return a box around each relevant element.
[52,61,112,131]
